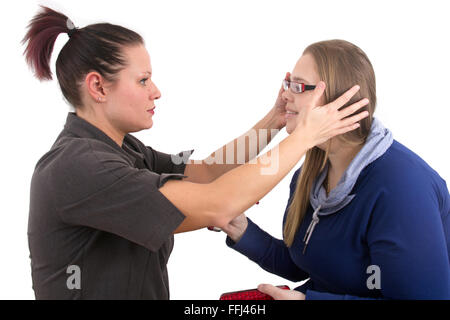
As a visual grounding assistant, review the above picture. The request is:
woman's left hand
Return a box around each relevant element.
[257,284,306,300]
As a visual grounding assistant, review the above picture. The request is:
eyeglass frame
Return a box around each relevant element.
[283,79,316,94]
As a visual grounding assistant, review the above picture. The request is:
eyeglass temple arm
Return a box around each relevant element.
[303,84,316,91]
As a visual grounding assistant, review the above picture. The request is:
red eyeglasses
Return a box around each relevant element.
[283,79,316,94]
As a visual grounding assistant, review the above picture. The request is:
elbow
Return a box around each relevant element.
[213,215,232,230]
[204,180,245,229]
[208,199,236,229]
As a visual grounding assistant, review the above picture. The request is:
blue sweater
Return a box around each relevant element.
[227,140,450,299]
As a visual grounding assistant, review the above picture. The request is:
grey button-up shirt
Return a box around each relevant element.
[28,112,192,299]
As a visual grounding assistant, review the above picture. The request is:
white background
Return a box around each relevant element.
[1,0,449,300]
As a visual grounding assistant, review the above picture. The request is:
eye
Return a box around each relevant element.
[140,78,149,85]
[292,83,307,94]
[291,83,301,93]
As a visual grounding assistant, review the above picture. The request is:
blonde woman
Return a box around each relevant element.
[223,40,450,300]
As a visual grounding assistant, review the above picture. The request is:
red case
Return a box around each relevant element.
[219,285,290,300]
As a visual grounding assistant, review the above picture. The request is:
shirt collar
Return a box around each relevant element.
[63,112,145,163]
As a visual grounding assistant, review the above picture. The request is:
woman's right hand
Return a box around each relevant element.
[292,82,370,148]
[221,213,248,243]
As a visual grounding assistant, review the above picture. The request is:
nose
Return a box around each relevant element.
[149,81,161,100]
[282,89,293,102]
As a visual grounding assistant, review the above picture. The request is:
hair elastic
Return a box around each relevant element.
[66,18,77,38]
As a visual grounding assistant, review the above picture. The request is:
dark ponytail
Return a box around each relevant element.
[21,5,144,108]
[21,6,69,81]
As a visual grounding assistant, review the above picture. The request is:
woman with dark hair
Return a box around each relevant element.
[222,40,450,300]
[22,7,369,299]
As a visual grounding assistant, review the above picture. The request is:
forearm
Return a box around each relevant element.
[203,110,281,180]
[210,130,309,227]
[166,131,308,234]
[227,218,310,282]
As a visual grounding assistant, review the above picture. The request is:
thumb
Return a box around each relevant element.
[257,284,282,300]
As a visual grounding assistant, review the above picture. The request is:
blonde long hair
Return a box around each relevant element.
[283,40,377,247]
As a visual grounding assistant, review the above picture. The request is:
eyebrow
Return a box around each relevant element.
[141,71,152,76]
[291,76,309,83]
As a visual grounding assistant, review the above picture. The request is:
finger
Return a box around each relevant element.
[330,122,362,137]
[257,284,282,300]
[280,72,291,91]
[309,81,326,107]
[328,85,360,111]
[337,110,370,129]
[338,98,370,120]
[278,85,284,95]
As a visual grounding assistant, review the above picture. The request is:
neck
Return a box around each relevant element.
[76,107,125,147]
[326,141,364,191]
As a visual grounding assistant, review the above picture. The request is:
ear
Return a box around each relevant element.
[309,81,326,108]
[85,72,106,102]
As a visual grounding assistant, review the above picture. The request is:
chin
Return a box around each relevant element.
[286,122,296,135]
[129,121,153,133]
[143,119,153,129]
